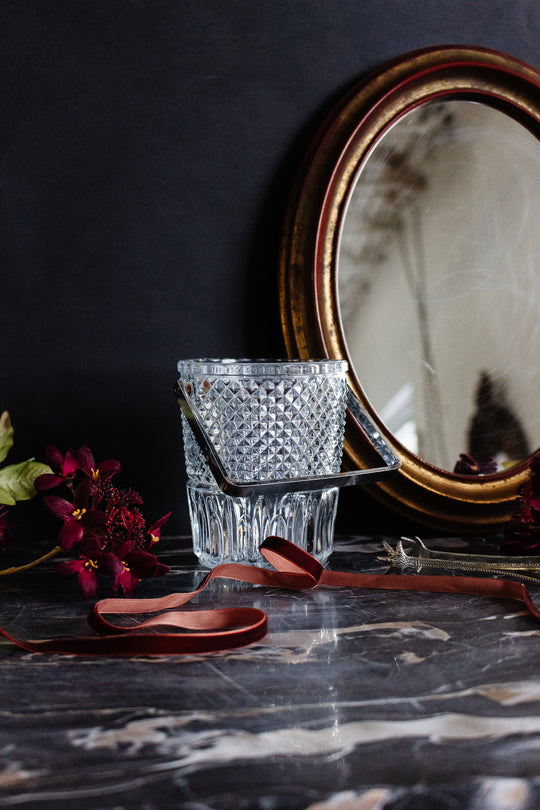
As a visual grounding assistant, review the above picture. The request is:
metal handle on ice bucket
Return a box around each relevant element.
[174,380,401,497]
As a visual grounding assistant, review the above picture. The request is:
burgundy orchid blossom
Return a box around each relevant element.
[112,544,171,596]
[56,540,124,600]
[502,457,540,555]
[453,453,498,476]
[33,445,171,598]
[42,481,107,551]
[148,513,170,544]
[33,445,79,492]
[77,446,121,483]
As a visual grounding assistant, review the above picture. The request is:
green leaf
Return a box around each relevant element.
[0,486,15,506]
[0,411,14,464]
[0,459,52,504]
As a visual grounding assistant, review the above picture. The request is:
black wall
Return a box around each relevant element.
[2,1,538,539]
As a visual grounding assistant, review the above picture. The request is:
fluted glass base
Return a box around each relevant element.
[187,482,339,567]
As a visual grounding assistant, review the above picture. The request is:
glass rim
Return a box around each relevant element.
[177,358,348,376]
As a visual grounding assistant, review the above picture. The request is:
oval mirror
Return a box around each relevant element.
[279,46,540,533]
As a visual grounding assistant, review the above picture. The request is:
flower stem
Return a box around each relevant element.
[0,545,62,577]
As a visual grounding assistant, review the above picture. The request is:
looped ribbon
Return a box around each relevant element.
[1,536,539,656]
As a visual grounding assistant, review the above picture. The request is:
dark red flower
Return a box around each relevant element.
[36,444,171,597]
[148,512,171,544]
[56,558,99,599]
[112,564,139,597]
[112,547,170,596]
[57,545,125,600]
[42,482,107,551]
[46,445,78,477]
[34,445,79,491]
[502,457,540,555]
[77,446,121,483]
[453,453,497,476]
[106,504,146,550]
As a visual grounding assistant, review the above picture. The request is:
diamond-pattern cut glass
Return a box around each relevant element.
[177,359,348,566]
[178,359,348,488]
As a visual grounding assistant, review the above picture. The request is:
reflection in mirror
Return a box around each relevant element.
[338,100,540,474]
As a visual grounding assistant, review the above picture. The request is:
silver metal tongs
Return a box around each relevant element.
[174,380,401,497]
[379,536,540,585]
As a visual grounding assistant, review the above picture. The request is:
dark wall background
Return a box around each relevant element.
[2,0,538,540]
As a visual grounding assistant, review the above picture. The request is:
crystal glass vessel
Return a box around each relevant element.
[177,359,348,567]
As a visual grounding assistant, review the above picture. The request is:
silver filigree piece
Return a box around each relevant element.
[378,536,540,585]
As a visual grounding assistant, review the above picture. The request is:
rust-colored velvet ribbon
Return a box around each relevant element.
[1,536,539,656]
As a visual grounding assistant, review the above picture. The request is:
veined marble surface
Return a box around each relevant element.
[1,535,540,809]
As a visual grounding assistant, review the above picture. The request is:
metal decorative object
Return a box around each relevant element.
[174,379,401,497]
[379,536,540,586]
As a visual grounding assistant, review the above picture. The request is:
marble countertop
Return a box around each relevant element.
[1,534,540,809]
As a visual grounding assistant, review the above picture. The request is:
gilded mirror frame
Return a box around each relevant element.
[279,45,540,533]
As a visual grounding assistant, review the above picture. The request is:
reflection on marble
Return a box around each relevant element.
[1,535,540,808]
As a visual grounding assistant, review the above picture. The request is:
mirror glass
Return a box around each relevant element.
[338,99,540,474]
